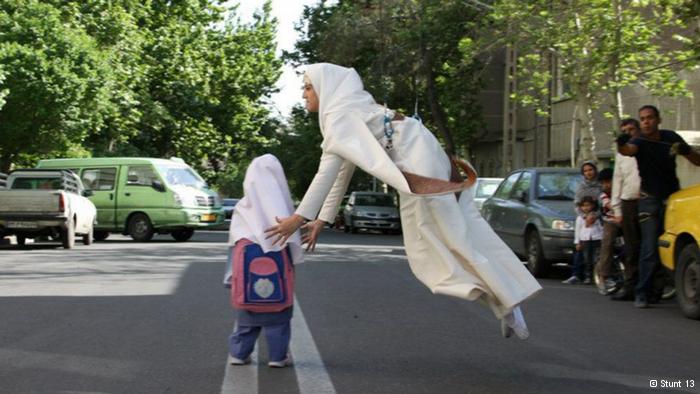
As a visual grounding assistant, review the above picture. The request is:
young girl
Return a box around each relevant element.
[226,154,303,368]
[563,196,603,284]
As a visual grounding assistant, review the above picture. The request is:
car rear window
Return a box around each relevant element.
[355,195,395,207]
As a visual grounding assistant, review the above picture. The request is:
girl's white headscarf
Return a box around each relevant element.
[228,154,303,264]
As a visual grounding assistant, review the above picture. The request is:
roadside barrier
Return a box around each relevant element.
[0,172,7,189]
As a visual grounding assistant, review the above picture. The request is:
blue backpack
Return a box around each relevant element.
[229,238,294,312]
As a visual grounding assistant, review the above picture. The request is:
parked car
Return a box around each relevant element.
[222,198,240,219]
[343,191,401,234]
[36,157,224,242]
[481,167,580,277]
[332,195,350,229]
[0,169,97,248]
[658,183,700,320]
[472,177,504,212]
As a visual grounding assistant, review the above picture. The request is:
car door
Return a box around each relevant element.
[116,165,167,228]
[483,171,521,247]
[501,171,533,256]
[81,167,118,230]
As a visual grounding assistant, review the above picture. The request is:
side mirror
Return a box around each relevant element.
[83,190,94,197]
[152,180,166,192]
[518,191,528,203]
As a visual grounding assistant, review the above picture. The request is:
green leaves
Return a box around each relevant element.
[0,0,283,191]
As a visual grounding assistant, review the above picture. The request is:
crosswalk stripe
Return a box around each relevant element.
[219,298,335,394]
[221,345,258,394]
[291,297,337,394]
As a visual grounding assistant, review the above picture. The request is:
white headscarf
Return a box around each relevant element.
[304,63,379,136]
[228,154,303,264]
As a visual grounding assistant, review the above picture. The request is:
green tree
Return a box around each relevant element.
[0,66,8,111]
[127,0,282,183]
[0,0,114,172]
[485,0,698,164]
[289,0,487,156]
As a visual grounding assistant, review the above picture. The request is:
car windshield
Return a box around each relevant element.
[157,165,207,188]
[537,172,581,200]
[355,194,395,207]
[475,180,501,198]
[10,177,62,190]
[223,199,239,207]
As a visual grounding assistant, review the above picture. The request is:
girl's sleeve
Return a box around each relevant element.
[317,160,356,223]
[574,216,582,244]
[295,152,345,220]
[611,156,623,217]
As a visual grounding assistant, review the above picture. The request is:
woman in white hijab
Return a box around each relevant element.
[266,63,541,339]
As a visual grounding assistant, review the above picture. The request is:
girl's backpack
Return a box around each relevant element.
[229,238,294,313]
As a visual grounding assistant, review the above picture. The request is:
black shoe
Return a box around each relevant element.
[611,289,634,301]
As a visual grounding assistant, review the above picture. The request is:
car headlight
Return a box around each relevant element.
[174,193,197,207]
[551,219,574,230]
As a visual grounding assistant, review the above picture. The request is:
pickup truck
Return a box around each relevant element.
[0,169,97,248]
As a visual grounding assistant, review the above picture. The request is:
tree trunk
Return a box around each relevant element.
[576,95,598,165]
[419,44,456,156]
[609,0,623,137]
[570,105,578,168]
[0,153,13,174]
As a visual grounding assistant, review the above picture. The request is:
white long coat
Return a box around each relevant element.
[296,64,541,319]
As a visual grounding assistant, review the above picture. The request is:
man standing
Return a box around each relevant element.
[617,105,700,308]
[610,119,641,301]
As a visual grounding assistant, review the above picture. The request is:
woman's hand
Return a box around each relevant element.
[301,219,326,251]
[264,214,305,246]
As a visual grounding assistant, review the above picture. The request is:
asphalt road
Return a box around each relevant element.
[0,230,698,394]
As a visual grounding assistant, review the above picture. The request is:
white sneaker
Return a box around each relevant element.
[268,354,293,368]
[230,355,251,365]
[505,306,530,340]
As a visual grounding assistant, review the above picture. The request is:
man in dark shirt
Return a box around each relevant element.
[617,105,700,308]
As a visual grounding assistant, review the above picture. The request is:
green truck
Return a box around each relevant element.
[36,157,224,242]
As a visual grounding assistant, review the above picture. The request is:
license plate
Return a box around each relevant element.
[6,221,38,229]
[201,214,216,222]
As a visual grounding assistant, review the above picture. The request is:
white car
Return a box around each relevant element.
[0,169,97,248]
[472,177,504,212]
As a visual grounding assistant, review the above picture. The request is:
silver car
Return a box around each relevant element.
[343,191,401,234]
[472,177,504,212]
[222,198,239,219]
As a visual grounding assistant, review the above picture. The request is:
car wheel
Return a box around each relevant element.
[16,236,26,246]
[61,217,76,249]
[128,213,154,242]
[83,226,94,246]
[676,242,700,320]
[526,229,549,277]
[351,224,359,234]
[171,229,195,242]
[94,231,110,242]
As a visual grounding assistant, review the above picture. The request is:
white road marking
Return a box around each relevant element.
[221,348,258,394]
[219,299,336,394]
[290,298,337,394]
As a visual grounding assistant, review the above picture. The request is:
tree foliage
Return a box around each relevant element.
[483,0,699,164]
[287,0,488,157]
[0,0,282,188]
